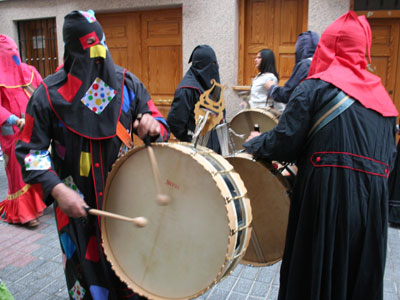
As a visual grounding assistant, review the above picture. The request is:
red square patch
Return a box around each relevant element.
[79,31,99,50]
[56,206,70,231]
[85,235,100,262]
[19,113,34,144]
[57,73,83,103]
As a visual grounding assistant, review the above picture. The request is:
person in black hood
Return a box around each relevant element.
[266,31,319,104]
[167,44,223,153]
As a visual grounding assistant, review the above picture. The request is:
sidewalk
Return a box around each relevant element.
[0,159,399,299]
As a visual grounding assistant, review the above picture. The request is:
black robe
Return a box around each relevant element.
[244,79,397,300]
[167,71,222,154]
[388,138,400,225]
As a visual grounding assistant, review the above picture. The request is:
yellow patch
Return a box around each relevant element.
[80,152,91,177]
[90,45,106,59]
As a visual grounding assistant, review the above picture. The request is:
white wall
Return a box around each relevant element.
[308,0,350,36]
[0,0,349,120]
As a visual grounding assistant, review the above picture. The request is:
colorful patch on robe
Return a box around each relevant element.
[60,232,76,260]
[90,45,106,59]
[54,140,66,160]
[56,206,70,231]
[63,176,84,198]
[81,78,117,115]
[12,55,21,66]
[69,280,86,300]
[90,285,109,299]
[85,236,100,262]
[19,113,34,144]
[24,150,51,170]
[79,10,96,23]
[118,144,130,158]
[100,34,109,51]
[122,86,134,113]
[80,152,91,177]
[79,31,99,50]
[58,73,83,103]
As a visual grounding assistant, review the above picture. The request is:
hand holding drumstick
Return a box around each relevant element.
[51,183,148,227]
[134,113,170,205]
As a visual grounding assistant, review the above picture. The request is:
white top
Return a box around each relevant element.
[248,72,285,112]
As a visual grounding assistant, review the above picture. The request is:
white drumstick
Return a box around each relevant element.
[146,145,170,205]
[87,208,148,227]
[137,113,170,205]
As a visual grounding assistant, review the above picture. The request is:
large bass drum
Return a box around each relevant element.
[225,153,291,266]
[102,142,252,300]
[229,107,280,153]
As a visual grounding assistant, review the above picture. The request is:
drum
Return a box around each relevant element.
[229,107,281,152]
[102,142,252,300]
[225,153,291,266]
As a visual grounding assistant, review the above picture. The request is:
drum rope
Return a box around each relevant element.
[250,229,266,263]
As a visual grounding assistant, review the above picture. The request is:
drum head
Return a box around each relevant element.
[229,108,279,152]
[102,143,245,299]
[225,154,289,266]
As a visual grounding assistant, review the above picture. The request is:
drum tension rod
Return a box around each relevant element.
[211,168,234,177]
[225,194,246,204]
[230,222,252,235]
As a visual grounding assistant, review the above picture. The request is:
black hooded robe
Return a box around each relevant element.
[15,66,168,300]
[167,45,222,153]
[388,137,400,225]
[244,79,396,300]
[268,31,319,104]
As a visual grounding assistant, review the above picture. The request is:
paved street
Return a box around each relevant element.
[0,159,399,299]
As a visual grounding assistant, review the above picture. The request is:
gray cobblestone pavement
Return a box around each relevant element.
[1,160,399,299]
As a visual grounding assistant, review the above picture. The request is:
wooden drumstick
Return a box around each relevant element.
[87,208,148,227]
[137,113,170,205]
[146,144,170,205]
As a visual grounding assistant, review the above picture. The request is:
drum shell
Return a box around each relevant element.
[225,153,291,267]
[102,142,252,300]
[229,108,280,152]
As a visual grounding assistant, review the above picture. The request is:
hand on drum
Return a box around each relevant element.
[246,130,262,142]
[133,113,160,139]
[51,183,89,218]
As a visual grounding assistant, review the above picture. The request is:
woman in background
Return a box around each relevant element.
[241,48,284,112]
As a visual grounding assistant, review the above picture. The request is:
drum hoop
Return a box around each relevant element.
[225,153,291,267]
[229,152,290,190]
[231,107,280,124]
[102,142,252,300]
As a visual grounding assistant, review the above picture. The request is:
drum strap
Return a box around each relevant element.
[116,121,133,148]
[307,91,355,143]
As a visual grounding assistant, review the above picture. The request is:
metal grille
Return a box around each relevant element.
[17,18,58,78]
[354,0,400,10]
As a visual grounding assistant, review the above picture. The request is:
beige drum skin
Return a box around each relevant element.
[102,142,252,300]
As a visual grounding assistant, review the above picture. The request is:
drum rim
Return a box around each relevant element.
[225,153,291,267]
[230,107,280,124]
[101,142,252,300]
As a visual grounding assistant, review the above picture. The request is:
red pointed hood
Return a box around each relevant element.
[307,11,398,117]
[0,34,35,87]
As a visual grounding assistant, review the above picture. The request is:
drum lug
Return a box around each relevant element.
[230,222,251,235]
[225,194,246,204]
[232,248,248,260]
[211,169,234,177]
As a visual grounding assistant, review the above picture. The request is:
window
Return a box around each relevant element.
[354,0,400,10]
[17,18,58,78]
